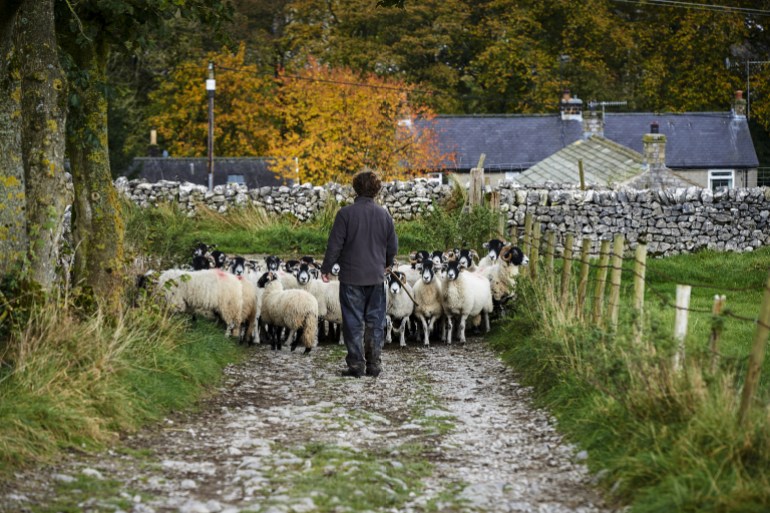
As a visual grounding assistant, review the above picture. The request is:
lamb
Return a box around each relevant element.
[156,268,244,338]
[385,271,416,347]
[257,271,319,353]
[412,258,444,346]
[440,260,494,344]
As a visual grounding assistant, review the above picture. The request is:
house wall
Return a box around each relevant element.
[672,168,756,188]
[116,177,770,257]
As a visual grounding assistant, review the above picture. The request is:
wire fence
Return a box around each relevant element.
[510,213,770,426]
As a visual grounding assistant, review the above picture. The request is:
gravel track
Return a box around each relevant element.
[0,337,616,513]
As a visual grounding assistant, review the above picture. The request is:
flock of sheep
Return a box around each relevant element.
[141,239,529,353]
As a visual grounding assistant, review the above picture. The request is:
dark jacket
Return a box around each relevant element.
[320,196,398,286]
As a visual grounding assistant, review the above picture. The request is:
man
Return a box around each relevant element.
[320,170,398,378]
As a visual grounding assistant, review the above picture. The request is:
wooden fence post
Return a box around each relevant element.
[709,295,727,373]
[608,234,625,330]
[577,238,591,318]
[530,221,541,282]
[560,233,574,306]
[522,213,533,257]
[468,154,486,208]
[545,231,556,276]
[738,272,770,427]
[578,159,585,191]
[592,239,611,325]
[633,244,647,343]
[673,284,692,372]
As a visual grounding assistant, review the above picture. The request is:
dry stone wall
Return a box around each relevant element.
[115,177,770,257]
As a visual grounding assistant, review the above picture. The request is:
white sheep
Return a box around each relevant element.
[228,257,261,345]
[477,238,510,270]
[385,271,416,347]
[477,245,528,313]
[257,271,319,353]
[440,260,494,344]
[412,259,444,346]
[156,268,244,338]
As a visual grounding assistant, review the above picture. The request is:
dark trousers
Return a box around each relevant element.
[339,283,387,373]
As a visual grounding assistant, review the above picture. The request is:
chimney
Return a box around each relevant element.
[643,122,667,188]
[733,90,747,117]
[582,107,604,138]
[560,89,583,121]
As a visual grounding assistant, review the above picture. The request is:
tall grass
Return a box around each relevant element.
[0,295,244,474]
[490,248,770,511]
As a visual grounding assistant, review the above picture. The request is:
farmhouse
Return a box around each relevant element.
[418,90,762,191]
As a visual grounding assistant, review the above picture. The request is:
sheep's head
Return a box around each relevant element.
[257,271,277,288]
[444,260,463,281]
[387,271,406,294]
[420,259,436,283]
[482,238,508,262]
[500,245,528,266]
[229,256,247,276]
[456,248,478,269]
[295,263,313,285]
[430,250,445,267]
[265,255,282,271]
[211,250,227,268]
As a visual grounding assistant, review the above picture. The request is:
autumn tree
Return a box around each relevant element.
[148,43,278,158]
[269,58,445,184]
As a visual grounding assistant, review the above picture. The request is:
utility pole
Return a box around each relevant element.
[206,62,216,192]
[726,58,770,120]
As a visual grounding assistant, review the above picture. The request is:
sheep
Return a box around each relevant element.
[191,241,216,270]
[257,271,319,353]
[478,245,528,314]
[412,258,444,346]
[228,256,261,345]
[292,262,330,339]
[477,238,510,270]
[440,260,494,344]
[156,268,244,338]
[449,248,479,271]
[395,250,429,287]
[385,271,416,347]
[211,250,228,269]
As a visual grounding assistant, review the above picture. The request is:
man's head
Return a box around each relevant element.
[352,170,382,198]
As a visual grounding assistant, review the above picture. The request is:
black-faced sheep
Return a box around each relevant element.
[157,268,244,338]
[477,238,510,270]
[228,256,261,345]
[440,260,494,344]
[478,245,528,314]
[257,271,318,354]
[385,271,416,347]
[412,259,444,346]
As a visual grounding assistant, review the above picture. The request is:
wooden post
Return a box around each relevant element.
[560,233,574,306]
[522,213,533,257]
[468,154,486,208]
[509,224,518,245]
[592,239,611,325]
[530,221,541,282]
[545,231,556,276]
[672,284,692,372]
[738,272,770,427]
[709,295,727,373]
[608,234,625,330]
[576,238,591,318]
[633,244,647,343]
[578,159,585,191]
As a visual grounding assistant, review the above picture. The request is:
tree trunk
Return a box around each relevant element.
[0,1,27,281]
[17,0,70,290]
[67,36,125,311]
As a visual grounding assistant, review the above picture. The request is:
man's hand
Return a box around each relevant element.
[322,273,330,283]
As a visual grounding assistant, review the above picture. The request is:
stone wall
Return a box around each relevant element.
[115,177,770,257]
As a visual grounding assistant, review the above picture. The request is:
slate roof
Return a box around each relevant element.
[515,136,644,186]
[125,157,287,188]
[419,111,758,172]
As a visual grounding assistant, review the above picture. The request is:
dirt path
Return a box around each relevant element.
[0,338,616,513]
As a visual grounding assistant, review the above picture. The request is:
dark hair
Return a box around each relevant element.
[352,170,382,198]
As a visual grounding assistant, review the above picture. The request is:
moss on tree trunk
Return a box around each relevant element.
[0,2,27,280]
[67,36,125,311]
[17,0,70,290]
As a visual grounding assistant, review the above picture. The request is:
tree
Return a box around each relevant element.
[0,1,26,280]
[148,43,278,158]
[268,58,445,184]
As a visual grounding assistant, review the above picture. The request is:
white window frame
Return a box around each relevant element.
[227,174,245,185]
[708,169,734,191]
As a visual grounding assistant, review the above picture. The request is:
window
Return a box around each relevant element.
[708,170,733,192]
[227,174,245,184]
[758,168,770,187]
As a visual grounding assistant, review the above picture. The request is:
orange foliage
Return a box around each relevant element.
[268,58,446,185]
[148,43,277,157]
